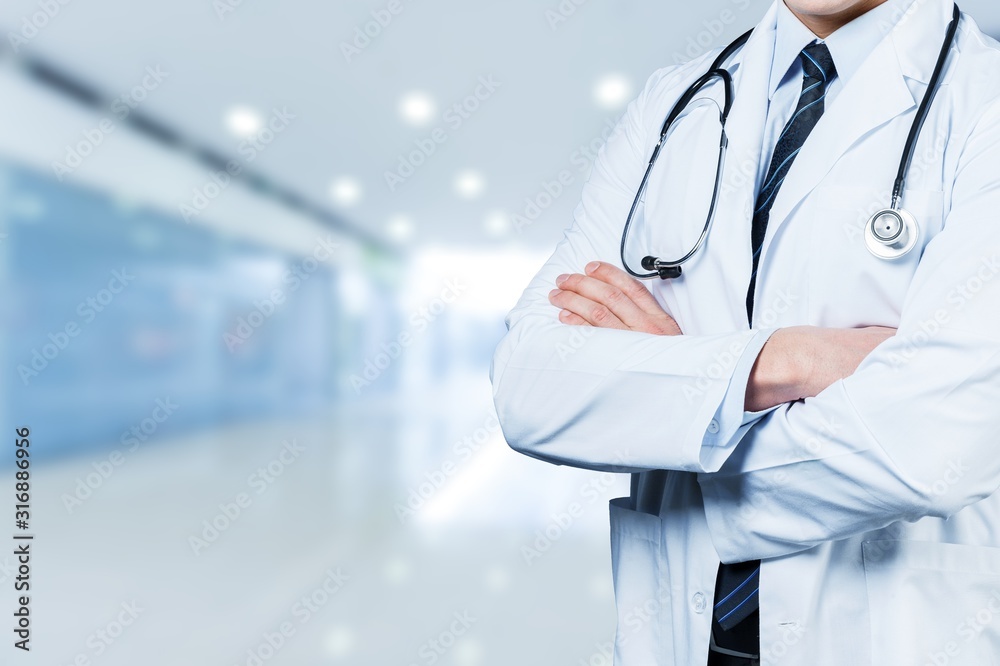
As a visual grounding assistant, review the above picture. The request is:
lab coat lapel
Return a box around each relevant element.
[723,3,776,179]
[892,0,957,84]
[706,4,776,327]
[757,0,953,265]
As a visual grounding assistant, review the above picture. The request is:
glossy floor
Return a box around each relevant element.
[12,373,628,665]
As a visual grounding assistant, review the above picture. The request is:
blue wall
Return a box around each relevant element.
[2,160,344,459]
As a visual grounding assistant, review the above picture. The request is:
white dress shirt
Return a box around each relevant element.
[756,0,920,192]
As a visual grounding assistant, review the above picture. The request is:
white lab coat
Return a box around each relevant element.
[491,1,1000,663]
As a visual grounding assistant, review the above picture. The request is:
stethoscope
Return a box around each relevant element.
[622,4,961,280]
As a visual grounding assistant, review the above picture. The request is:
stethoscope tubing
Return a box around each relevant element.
[620,4,961,279]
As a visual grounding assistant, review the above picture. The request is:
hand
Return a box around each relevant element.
[746,325,896,412]
[548,261,682,336]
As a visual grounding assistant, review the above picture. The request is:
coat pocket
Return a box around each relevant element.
[609,497,666,664]
[863,540,1000,665]
[806,186,944,328]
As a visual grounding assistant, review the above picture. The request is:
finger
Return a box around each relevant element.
[584,261,668,317]
[557,309,590,326]
[549,288,627,329]
[555,273,649,327]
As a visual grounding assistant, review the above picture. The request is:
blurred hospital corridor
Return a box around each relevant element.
[2,0,999,664]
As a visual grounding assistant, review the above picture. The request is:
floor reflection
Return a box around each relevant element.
[21,370,627,665]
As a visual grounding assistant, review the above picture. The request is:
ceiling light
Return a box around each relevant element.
[224,106,264,137]
[325,626,355,657]
[387,215,415,242]
[594,74,632,109]
[454,171,485,199]
[484,210,510,237]
[399,91,437,127]
[329,177,363,207]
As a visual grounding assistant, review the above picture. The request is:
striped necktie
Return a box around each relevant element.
[717,42,837,639]
[745,41,837,324]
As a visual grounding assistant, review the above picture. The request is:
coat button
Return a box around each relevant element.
[707,419,720,435]
[692,592,707,613]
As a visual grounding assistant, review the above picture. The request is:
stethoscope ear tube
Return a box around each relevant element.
[620,153,662,279]
[621,68,736,280]
[620,29,750,280]
[889,3,961,210]
[864,4,961,259]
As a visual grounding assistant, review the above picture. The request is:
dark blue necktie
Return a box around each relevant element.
[745,41,837,325]
[716,42,837,640]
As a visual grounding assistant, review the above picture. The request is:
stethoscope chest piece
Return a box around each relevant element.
[864,207,919,259]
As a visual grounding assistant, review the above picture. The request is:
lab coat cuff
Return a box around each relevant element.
[698,327,780,471]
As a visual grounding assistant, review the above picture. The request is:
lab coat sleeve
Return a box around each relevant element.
[701,99,1000,564]
[490,65,778,474]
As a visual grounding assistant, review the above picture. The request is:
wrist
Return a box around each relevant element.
[748,326,816,409]
[785,326,820,400]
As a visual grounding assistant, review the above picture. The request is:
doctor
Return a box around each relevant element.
[491,0,1000,663]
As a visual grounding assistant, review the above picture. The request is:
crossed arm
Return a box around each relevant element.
[548,260,896,412]
[492,74,1000,562]
[541,255,1000,563]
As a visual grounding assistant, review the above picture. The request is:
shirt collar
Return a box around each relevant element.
[768,0,920,100]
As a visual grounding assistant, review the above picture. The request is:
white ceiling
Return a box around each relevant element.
[1,0,998,250]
